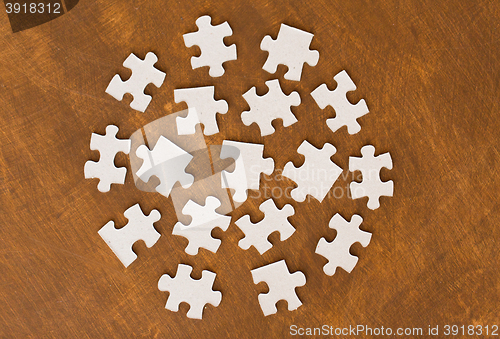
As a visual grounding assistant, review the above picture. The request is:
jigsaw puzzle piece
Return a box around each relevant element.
[158,264,222,319]
[241,79,300,136]
[315,214,372,275]
[311,70,369,134]
[172,197,231,255]
[183,16,237,77]
[98,204,161,267]
[84,125,131,192]
[261,24,319,81]
[235,199,295,254]
[174,86,228,135]
[251,260,306,316]
[105,52,166,112]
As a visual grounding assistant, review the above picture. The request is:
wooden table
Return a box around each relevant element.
[1,0,499,337]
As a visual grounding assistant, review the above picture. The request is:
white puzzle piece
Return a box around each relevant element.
[183,15,237,77]
[251,260,306,316]
[98,204,161,267]
[174,86,228,135]
[261,24,319,81]
[349,145,393,210]
[282,141,342,202]
[315,214,372,276]
[235,199,295,254]
[311,70,369,135]
[220,140,274,203]
[158,264,222,319]
[172,197,231,255]
[105,52,166,112]
[241,79,300,136]
[84,125,131,192]
[135,135,194,198]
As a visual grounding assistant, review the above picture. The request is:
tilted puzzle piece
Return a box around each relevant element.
[235,199,295,254]
[135,135,194,198]
[220,140,274,203]
[98,203,161,267]
[241,79,300,136]
[251,260,306,316]
[183,15,237,77]
[158,264,221,319]
[105,52,166,112]
[311,70,369,134]
[261,23,319,81]
[172,197,231,255]
[315,214,371,276]
[174,86,228,135]
[349,145,393,210]
[282,140,342,202]
[84,125,131,192]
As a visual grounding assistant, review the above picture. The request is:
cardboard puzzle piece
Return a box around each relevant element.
[251,260,306,316]
[235,199,295,254]
[98,204,161,267]
[349,145,393,210]
[158,264,221,319]
[261,23,319,81]
[315,214,372,275]
[105,52,166,112]
[183,15,237,77]
[84,125,131,192]
[311,70,369,135]
[241,79,300,136]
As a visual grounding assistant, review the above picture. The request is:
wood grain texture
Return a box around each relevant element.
[1,0,499,337]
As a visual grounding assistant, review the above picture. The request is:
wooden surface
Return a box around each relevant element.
[1,0,499,337]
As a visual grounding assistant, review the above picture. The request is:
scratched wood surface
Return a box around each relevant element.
[1,0,499,337]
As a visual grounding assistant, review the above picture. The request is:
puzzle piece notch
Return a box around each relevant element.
[315,214,372,276]
[135,135,194,198]
[241,79,300,136]
[84,125,131,192]
[311,70,369,135]
[235,199,295,254]
[105,52,166,112]
[251,260,306,316]
[172,197,231,255]
[174,86,229,135]
[261,24,319,81]
[183,15,237,77]
[98,204,161,267]
[349,145,393,210]
[158,264,222,319]
[220,141,275,203]
[282,141,342,203]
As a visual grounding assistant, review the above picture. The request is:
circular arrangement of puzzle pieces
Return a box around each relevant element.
[84,15,394,319]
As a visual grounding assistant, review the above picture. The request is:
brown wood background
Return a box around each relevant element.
[1,0,499,337]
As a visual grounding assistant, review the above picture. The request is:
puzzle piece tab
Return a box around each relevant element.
[235,199,295,254]
[220,140,274,203]
[241,79,300,136]
[311,70,369,134]
[105,52,166,112]
[98,204,161,267]
[158,264,221,319]
[315,214,372,275]
[172,197,231,255]
[282,141,342,202]
[183,15,237,77]
[261,24,319,81]
[174,86,228,135]
[251,260,306,316]
[84,125,131,192]
[349,145,393,210]
[135,136,194,198]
